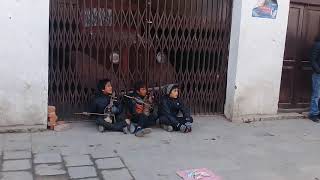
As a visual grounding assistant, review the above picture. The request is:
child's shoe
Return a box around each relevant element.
[135,127,152,137]
[97,125,105,133]
[161,124,174,132]
[179,124,188,133]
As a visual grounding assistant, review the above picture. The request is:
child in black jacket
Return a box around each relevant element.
[90,79,129,133]
[158,84,193,133]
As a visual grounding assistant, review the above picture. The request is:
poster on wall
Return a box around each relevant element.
[252,0,278,19]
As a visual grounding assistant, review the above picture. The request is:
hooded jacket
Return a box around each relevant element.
[90,92,122,115]
[158,95,191,119]
[311,40,320,74]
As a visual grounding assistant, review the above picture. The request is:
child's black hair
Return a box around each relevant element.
[134,81,147,92]
[97,79,111,91]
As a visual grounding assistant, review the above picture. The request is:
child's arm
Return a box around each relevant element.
[113,97,123,115]
[160,98,177,122]
[127,97,144,115]
[127,98,136,115]
[179,100,191,118]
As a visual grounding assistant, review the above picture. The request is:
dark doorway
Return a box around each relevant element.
[279,0,320,110]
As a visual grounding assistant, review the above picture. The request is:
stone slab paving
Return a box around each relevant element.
[2,159,31,171]
[35,164,66,176]
[63,155,93,167]
[4,142,31,152]
[3,151,31,160]
[91,150,117,159]
[95,157,125,170]
[101,169,133,180]
[0,171,33,180]
[33,152,62,164]
[35,175,69,180]
[67,166,97,179]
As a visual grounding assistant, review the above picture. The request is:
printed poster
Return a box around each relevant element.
[252,0,278,19]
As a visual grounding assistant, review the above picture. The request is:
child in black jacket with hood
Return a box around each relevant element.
[90,79,130,133]
[158,84,193,133]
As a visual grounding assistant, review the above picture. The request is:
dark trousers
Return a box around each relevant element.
[95,117,127,132]
[159,116,193,131]
[131,113,157,129]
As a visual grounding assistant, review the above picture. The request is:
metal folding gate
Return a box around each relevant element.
[49,0,232,117]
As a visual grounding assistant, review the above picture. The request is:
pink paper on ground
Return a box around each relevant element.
[176,168,222,180]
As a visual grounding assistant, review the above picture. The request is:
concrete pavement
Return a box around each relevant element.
[0,116,319,180]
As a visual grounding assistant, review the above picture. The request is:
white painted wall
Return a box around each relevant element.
[0,0,49,130]
[225,0,290,121]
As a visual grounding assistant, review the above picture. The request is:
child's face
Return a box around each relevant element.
[169,88,179,99]
[102,82,113,95]
[257,0,266,6]
[138,87,147,97]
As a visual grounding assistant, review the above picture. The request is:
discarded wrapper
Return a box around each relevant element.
[176,168,221,180]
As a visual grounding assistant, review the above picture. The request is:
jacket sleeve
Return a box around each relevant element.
[311,43,320,74]
[160,98,177,122]
[160,97,170,116]
[179,101,191,118]
[112,99,123,115]
[128,98,137,116]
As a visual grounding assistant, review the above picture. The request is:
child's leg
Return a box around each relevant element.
[96,117,126,132]
[176,117,193,124]
[95,117,112,131]
[159,116,180,131]
[131,114,154,132]
[144,113,157,128]
[131,114,152,137]
[131,114,147,128]
[112,120,128,132]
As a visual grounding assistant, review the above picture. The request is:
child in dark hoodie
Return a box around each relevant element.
[158,84,193,133]
[127,81,158,137]
[90,79,130,133]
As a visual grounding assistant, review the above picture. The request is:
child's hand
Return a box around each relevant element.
[148,96,154,103]
[111,106,119,114]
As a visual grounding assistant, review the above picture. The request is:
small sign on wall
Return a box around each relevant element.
[252,0,278,19]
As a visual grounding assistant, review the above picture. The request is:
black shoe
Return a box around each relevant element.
[309,115,319,123]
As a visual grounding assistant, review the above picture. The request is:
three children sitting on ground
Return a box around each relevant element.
[89,79,193,137]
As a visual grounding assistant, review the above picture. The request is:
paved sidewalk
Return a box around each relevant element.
[0,116,319,180]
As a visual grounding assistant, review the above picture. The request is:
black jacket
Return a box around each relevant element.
[311,41,320,74]
[158,96,191,119]
[90,93,122,115]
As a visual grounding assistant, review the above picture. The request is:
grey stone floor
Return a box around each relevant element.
[0,116,320,180]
